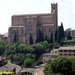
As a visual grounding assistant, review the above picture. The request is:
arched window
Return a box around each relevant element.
[27,21,33,32]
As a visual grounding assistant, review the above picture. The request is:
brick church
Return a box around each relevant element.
[8,3,58,44]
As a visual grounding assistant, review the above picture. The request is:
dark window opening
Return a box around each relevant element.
[64,50,67,52]
[60,54,63,55]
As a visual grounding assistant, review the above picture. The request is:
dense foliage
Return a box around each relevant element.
[36,29,43,43]
[65,28,72,40]
[36,60,43,66]
[54,43,61,49]
[57,23,64,43]
[44,56,75,75]
[24,58,33,68]
[0,40,49,66]
[0,39,8,56]
[32,43,45,60]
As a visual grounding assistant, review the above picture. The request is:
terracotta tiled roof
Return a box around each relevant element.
[0,64,16,72]
[0,63,21,74]
[20,68,35,73]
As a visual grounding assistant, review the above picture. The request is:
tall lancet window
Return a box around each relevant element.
[26,21,33,33]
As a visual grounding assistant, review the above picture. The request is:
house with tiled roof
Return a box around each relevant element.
[42,46,75,62]
[0,56,21,75]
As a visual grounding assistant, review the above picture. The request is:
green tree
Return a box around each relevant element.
[32,43,45,60]
[8,54,13,63]
[36,30,43,43]
[67,32,72,40]
[24,58,33,68]
[44,63,51,75]
[60,22,64,40]
[57,26,61,43]
[29,33,33,44]
[44,57,74,75]
[26,53,35,60]
[5,44,12,56]
[0,39,8,56]
[51,57,72,75]
[55,30,57,42]
[54,43,61,49]
[50,32,53,43]
[57,23,64,43]
[65,28,72,40]
[18,44,28,54]
[44,59,52,75]
[13,53,25,66]
[18,44,34,54]
[6,43,19,56]
[39,41,49,48]
[68,57,75,75]
[36,60,43,66]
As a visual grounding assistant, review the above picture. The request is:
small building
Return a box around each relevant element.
[58,46,75,57]
[0,56,21,75]
[3,32,8,41]
[42,49,58,62]
[0,63,21,75]
[71,29,75,38]
[0,63,16,75]
[42,46,75,62]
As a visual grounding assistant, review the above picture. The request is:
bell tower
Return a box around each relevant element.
[51,3,58,43]
[51,3,58,14]
[51,3,58,30]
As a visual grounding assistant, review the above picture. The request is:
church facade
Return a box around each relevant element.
[8,3,58,44]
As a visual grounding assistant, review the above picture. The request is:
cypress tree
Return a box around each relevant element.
[29,33,33,44]
[60,22,64,40]
[13,31,17,43]
[57,23,64,43]
[36,30,43,43]
[50,32,53,43]
[57,26,61,43]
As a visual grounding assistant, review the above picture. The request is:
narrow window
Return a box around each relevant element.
[49,28,51,32]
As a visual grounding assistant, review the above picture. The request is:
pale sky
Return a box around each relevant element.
[0,0,75,34]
